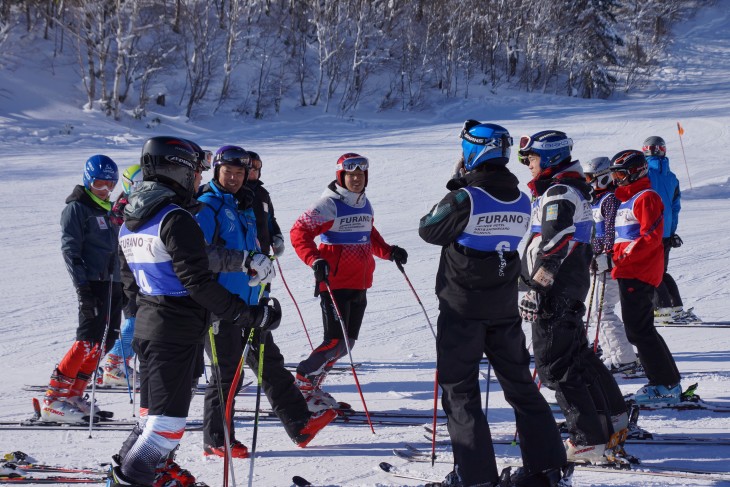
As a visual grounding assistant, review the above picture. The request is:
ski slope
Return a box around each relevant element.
[1,3,730,486]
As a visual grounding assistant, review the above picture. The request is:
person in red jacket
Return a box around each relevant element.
[609,150,682,405]
[290,153,407,411]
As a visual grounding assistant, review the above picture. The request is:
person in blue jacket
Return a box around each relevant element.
[642,136,698,323]
[195,145,336,459]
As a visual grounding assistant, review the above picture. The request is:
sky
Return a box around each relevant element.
[0,2,730,486]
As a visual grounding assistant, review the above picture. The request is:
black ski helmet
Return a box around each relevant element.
[609,150,648,186]
[642,136,666,157]
[140,136,199,199]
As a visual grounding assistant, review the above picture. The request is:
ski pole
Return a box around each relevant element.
[118,321,133,405]
[209,324,236,487]
[247,331,267,487]
[430,369,439,466]
[324,282,375,434]
[88,280,115,438]
[484,361,492,421]
[593,271,607,353]
[226,327,256,463]
[676,122,693,189]
[396,261,436,340]
[132,355,137,417]
[584,269,597,336]
[276,260,314,350]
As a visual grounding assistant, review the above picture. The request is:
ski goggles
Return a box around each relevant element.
[90,179,117,192]
[518,135,532,165]
[199,150,212,171]
[338,156,369,172]
[215,148,251,168]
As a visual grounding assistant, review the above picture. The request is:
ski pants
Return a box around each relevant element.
[436,309,566,486]
[532,296,627,446]
[655,238,683,308]
[618,278,681,387]
[204,323,310,447]
[120,339,202,485]
[589,272,637,366]
[297,289,366,382]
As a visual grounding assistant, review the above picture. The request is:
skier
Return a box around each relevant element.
[582,157,639,374]
[41,155,123,423]
[419,121,570,487]
[110,136,282,487]
[195,145,336,459]
[608,149,683,405]
[290,153,407,411]
[102,163,144,386]
[642,136,697,322]
[518,131,629,464]
[245,150,285,259]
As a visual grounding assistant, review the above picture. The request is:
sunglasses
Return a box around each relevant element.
[339,157,369,172]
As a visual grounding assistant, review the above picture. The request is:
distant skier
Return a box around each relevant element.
[582,157,639,374]
[608,149,683,405]
[41,155,123,423]
[642,136,698,323]
[518,131,629,464]
[290,153,407,411]
[419,121,571,487]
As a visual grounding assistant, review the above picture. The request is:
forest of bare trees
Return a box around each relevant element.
[0,0,700,120]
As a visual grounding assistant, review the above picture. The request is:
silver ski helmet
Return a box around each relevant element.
[582,157,612,190]
[642,136,666,157]
[460,120,512,171]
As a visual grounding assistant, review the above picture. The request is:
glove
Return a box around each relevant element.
[519,290,541,322]
[237,297,282,333]
[670,234,683,248]
[76,285,99,319]
[591,254,612,274]
[312,259,329,284]
[244,251,275,286]
[389,245,408,266]
[271,234,285,258]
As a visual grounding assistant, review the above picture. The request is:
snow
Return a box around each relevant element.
[1,3,730,486]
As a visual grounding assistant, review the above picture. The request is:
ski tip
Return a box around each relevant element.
[378,462,394,473]
[292,475,312,486]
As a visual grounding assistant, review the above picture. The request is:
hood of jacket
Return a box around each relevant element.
[123,181,184,230]
[614,176,653,202]
[647,155,670,175]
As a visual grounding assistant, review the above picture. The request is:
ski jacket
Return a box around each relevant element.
[195,181,260,305]
[419,167,529,319]
[611,177,665,286]
[521,160,593,303]
[60,185,120,287]
[290,181,392,292]
[119,181,249,345]
[591,190,619,255]
[646,155,680,237]
[246,179,282,255]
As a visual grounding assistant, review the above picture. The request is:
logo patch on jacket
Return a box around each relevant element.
[96,216,108,230]
[545,204,558,221]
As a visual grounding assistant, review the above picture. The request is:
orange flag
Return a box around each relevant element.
[677,122,685,136]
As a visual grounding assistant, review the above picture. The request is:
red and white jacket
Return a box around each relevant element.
[611,177,665,286]
[290,181,393,292]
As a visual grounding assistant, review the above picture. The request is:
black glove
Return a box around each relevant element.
[237,297,282,333]
[76,285,99,319]
[670,234,683,248]
[312,259,329,284]
[390,245,408,266]
[519,290,541,322]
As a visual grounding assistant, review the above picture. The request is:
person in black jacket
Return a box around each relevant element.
[518,131,628,466]
[42,155,124,423]
[245,150,285,258]
[109,136,282,487]
[419,121,569,487]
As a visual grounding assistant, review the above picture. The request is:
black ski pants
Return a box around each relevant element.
[203,323,310,447]
[654,238,683,308]
[532,297,627,446]
[618,278,681,387]
[437,309,566,486]
[76,280,123,351]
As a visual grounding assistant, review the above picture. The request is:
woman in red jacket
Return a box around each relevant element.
[610,150,682,405]
[290,153,407,411]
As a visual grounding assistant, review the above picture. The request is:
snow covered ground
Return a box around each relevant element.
[1,3,730,486]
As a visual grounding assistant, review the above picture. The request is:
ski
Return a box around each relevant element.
[0,475,106,484]
[625,383,730,413]
[1,452,108,476]
[655,321,730,328]
[395,447,730,482]
[23,380,254,396]
[378,462,443,484]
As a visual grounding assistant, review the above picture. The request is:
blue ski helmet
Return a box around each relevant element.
[460,120,512,171]
[518,130,573,169]
[83,155,118,189]
[122,164,142,195]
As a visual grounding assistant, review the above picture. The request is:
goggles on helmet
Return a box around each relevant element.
[90,179,116,192]
[642,144,666,156]
[199,150,212,171]
[215,147,250,168]
[338,156,369,172]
